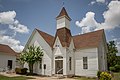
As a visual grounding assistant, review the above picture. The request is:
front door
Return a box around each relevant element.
[8,60,12,70]
[55,60,63,74]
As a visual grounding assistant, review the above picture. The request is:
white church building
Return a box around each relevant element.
[24,7,108,77]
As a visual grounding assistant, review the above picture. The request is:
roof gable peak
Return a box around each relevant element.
[56,7,71,20]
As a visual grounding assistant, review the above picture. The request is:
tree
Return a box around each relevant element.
[20,46,43,74]
[107,41,118,69]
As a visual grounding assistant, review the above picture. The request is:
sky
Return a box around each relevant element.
[0,0,120,54]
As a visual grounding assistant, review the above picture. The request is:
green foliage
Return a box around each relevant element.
[19,45,43,74]
[100,72,112,80]
[116,56,120,65]
[109,67,116,72]
[109,64,120,72]
[0,74,34,80]
[15,68,21,74]
[114,64,120,72]
[97,71,102,79]
[15,68,28,75]
[107,41,118,69]
[20,46,43,64]
[21,68,28,74]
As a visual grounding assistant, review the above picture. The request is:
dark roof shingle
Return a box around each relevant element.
[36,29,54,47]
[53,27,72,47]
[73,29,104,49]
[56,7,71,20]
[0,44,17,56]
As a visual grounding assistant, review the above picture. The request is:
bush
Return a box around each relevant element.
[100,72,112,80]
[109,64,120,72]
[114,64,120,72]
[15,68,21,74]
[97,71,102,79]
[21,68,28,74]
[15,68,28,75]
[109,66,116,72]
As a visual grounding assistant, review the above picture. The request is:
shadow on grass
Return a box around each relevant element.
[0,75,35,80]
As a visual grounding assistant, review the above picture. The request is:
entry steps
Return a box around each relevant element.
[52,74,65,79]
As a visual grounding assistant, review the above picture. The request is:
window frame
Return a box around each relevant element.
[39,60,42,69]
[69,57,72,70]
[83,57,88,69]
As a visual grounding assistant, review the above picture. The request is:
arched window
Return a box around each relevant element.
[55,56,63,59]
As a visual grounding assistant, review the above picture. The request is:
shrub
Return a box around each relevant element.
[109,66,116,72]
[15,68,21,74]
[15,68,28,75]
[100,72,112,80]
[114,64,120,72]
[97,71,102,79]
[109,64,120,72]
[21,68,28,74]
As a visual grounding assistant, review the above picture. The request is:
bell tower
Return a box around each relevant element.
[56,7,71,30]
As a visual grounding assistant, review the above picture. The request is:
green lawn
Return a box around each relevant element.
[0,75,34,80]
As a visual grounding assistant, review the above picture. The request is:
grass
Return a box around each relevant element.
[74,77,96,80]
[112,72,120,80]
[76,72,120,80]
[0,75,34,80]
[0,72,119,80]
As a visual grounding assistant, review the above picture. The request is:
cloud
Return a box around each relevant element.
[89,1,96,5]
[75,12,99,33]
[0,11,16,24]
[0,11,29,33]
[0,35,24,52]
[101,1,120,29]
[89,0,107,5]
[9,20,29,33]
[76,1,120,34]
[0,11,29,52]
[0,30,6,35]
[96,0,105,3]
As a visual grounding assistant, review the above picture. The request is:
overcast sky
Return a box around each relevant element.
[0,0,120,53]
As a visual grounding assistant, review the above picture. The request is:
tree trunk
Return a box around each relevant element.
[29,63,33,75]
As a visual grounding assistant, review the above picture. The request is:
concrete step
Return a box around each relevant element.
[52,74,65,79]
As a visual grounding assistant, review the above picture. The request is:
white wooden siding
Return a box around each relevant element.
[57,17,70,29]
[25,31,52,76]
[75,48,98,77]
[0,53,16,71]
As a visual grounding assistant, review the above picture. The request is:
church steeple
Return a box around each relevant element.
[56,7,71,21]
[56,7,71,30]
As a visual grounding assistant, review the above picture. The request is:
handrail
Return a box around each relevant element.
[57,68,63,78]
[0,67,6,72]
[57,68,63,74]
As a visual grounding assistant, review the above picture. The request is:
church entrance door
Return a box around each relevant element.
[55,60,63,74]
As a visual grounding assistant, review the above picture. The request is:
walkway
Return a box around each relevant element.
[0,72,76,80]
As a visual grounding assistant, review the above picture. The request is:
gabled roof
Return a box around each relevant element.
[73,29,104,49]
[56,7,71,21]
[36,29,54,47]
[0,44,17,56]
[53,27,72,47]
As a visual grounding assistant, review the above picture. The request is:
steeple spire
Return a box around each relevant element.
[56,7,71,30]
[56,7,71,21]
[62,2,64,7]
